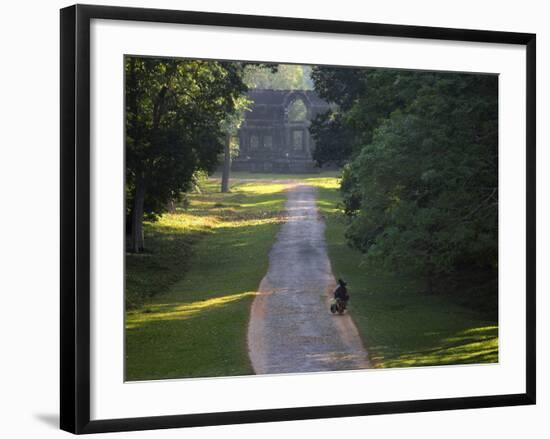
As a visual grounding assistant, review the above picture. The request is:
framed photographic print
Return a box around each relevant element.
[60,4,536,434]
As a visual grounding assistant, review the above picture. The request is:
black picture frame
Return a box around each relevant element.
[60,4,536,434]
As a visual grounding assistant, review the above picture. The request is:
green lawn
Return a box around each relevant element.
[126,170,497,381]
[314,178,499,368]
[211,169,341,181]
[125,178,288,381]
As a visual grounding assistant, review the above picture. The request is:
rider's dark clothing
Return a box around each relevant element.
[334,285,349,301]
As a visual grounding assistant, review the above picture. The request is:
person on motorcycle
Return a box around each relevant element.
[333,278,349,304]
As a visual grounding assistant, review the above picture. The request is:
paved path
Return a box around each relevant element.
[247,184,370,374]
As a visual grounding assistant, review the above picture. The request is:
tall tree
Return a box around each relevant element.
[312,66,498,298]
[125,57,248,252]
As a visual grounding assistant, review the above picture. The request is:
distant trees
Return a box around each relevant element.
[125,57,249,252]
[310,68,426,167]
[311,66,498,297]
[244,64,313,90]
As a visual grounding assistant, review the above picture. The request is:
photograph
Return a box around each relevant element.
[0,0,543,435]
[124,57,499,381]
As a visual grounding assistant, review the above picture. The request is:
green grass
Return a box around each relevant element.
[211,169,341,181]
[125,178,288,381]
[315,179,499,368]
[126,170,497,380]
[125,212,215,309]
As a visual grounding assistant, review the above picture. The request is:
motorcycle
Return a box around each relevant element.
[330,297,348,315]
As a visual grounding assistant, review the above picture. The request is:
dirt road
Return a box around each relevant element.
[247,184,370,374]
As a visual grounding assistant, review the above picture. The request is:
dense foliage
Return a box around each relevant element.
[309,111,355,166]
[125,57,249,252]
[310,68,428,166]
[311,66,498,300]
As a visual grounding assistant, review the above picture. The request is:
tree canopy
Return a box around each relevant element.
[244,64,313,90]
[311,66,498,299]
[125,56,249,251]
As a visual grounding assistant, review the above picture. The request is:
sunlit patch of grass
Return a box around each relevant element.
[126,292,256,329]
[313,183,344,217]
[210,170,341,181]
[315,182,499,369]
[150,211,219,232]
[304,176,341,190]
[238,182,288,195]
[317,199,341,215]
[382,326,498,368]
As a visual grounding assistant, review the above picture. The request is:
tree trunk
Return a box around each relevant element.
[221,134,232,193]
[167,198,176,213]
[130,173,146,253]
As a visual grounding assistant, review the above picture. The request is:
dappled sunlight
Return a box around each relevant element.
[218,216,285,229]
[304,177,341,189]
[317,199,340,215]
[460,326,498,336]
[146,211,218,234]
[185,181,289,221]
[126,291,257,329]
[153,180,291,237]
[381,326,498,368]
[185,198,228,209]
[208,170,340,183]
[306,351,367,365]
[238,182,289,195]
[301,173,500,371]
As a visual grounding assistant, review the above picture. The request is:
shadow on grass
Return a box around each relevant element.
[125,287,259,380]
[315,181,499,370]
[125,182,286,381]
[125,225,207,309]
[125,295,257,381]
[126,180,288,309]
[124,223,278,380]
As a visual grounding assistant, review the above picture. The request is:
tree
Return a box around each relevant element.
[244,64,313,90]
[342,73,498,293]
[310,66,432,168]
[310,111,355,167]
[311,65,498,298]
[125,57,249,252]
[220,96,251,192]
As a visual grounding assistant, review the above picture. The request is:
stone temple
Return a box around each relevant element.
[233,89,331,173]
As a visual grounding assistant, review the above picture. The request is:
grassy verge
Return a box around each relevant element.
[125,178,288,381]
[314,178,498,368]
[211,170,341,181]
